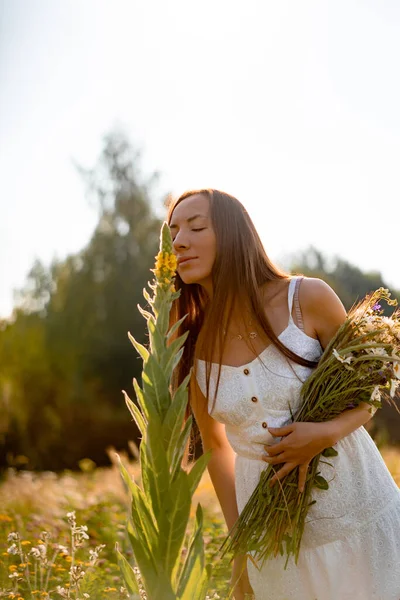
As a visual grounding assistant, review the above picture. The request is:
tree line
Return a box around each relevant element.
[1,131,399,472]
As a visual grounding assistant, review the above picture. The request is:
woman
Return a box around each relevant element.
[167,189,400,600]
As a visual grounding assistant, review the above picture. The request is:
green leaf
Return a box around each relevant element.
[314,474,329,490]
[117,455,159,559]
[322,446,338,458]
[170,416,193,479]
[157,470,192,578]
[142,419,170,519]
[177,505,210,600]
[167,313,188,340]
[127,529,175,599]
[162,385,189,461]
[115,543,141,597]
[148,316,166,358]
[143,287,153,305]
[142,354,171,417]
[132,378,157,424]
[187,451,212,497]
[165,331,189,364]
[123,391,146,436]
[127,331,149,363]
[137,303,153,321]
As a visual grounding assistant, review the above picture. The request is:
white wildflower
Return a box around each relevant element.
[30,547,42,559]
[7,543,18,555]
[381,316,399,332]
[333,349,353,364]
[370,386,381,403]
[390,379,400,398]
[89,544,105,565]
[70,564,86,582]
[67,511,76,526]
[392,356,400,379]
[56,586,69,598]
[366,347,388,357]
[73,524,89,546]
[7,532,19,543]
[57,544,69,555]
[9,572,19,579]
[359,315,377,332]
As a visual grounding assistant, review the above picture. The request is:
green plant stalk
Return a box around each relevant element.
[117,222,213,600]
[221,288,400,567]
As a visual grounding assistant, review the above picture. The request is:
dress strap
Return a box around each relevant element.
[294,276,304,330]
[287,277,297,323]
[287,276,304,329]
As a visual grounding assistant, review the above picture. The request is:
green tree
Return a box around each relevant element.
[0,130,163,470]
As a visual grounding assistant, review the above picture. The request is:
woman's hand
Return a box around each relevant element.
[262,421,336,492]
[231,554,254,600]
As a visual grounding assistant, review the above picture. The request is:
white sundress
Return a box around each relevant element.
[196,276,400,600]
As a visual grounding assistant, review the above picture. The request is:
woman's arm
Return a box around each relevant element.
[190,377,239,529]
[190,377,253,599]
[263,278,374,491]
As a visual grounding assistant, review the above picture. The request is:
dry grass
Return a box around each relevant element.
[0,446,399,598]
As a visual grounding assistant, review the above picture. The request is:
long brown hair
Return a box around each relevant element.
[167,189,317,413]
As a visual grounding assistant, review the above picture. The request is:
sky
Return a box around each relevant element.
[1,0,400,318]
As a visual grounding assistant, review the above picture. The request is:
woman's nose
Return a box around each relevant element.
[172,230,189,250]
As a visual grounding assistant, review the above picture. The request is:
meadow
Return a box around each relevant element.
[1,446,399,600]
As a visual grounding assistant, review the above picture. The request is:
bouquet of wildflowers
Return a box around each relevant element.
[222,288,400,567]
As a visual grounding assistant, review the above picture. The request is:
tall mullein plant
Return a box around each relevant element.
[116,222,212,600]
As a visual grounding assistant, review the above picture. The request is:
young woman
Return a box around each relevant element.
[167,189,400,600]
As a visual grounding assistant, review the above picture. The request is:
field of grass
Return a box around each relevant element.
[1,447,399,599]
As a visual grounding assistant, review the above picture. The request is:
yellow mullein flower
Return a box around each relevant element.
[152,251,177,283]
[0,514,12,522]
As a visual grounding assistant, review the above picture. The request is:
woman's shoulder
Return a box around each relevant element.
[297,276,338,305]
[296,276,347,348]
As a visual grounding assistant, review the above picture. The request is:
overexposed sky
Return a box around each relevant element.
[1,0,400,318]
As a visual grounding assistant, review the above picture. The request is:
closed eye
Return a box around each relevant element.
[172,227,206,241]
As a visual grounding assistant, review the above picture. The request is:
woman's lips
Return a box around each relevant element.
[178,257,197,266]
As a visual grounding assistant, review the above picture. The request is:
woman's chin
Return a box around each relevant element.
[179,269,206,286]
[180,274,200,285]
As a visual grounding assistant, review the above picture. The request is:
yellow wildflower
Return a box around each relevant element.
[21,541,31,545]
[9,565,18,571]
[0,514,12,522]
[104,588,117,593]
[153,251,177,282]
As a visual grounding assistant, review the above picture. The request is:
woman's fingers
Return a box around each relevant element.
[270,461,297,485]
[262,453,286,465]
[264,440,287,456]
[298,462,310,493]
[268,424,295,437]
